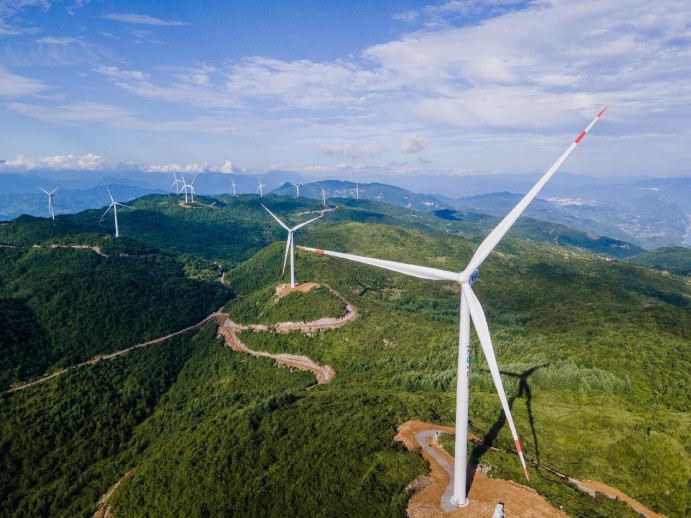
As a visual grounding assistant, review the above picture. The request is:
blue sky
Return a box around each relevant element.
[0,0,689,178]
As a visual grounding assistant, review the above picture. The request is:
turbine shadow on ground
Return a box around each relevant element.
[467,363,548,491]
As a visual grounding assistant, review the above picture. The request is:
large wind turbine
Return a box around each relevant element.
[293,183,302,197]
[320,186,326,207]
[355,182,359,200]
[231,179,237,196]
[99,186,130,238]
[171,173,183,194]
[298,107,607,507]
[256,179,266,198]
[262,204,323,288]
[39,187,57,220]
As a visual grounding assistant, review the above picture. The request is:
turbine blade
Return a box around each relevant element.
[261,204,291,231]
[282,232,292,275]
[106,186,115,203]
[39,187,49,195]
[99,204,113,223]
[297,246,458,282]
[463,284,530,480]
[291,213,322,231]
[463,107,607,276]
[50,188,58,194]
[115,202,130,208]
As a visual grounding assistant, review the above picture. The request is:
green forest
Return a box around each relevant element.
[225,285,347,325]
[1,195,688,517]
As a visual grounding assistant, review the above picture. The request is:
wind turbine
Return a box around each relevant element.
[262,204,323,288]
[320,186,326,207]
[189,176,197,202]
[256,178,266,198]
[99,186,130,238]
[180,174,196,203]
[171,172,183,194]
[355,182,359,200]
[298,107,607,507]
[231,179,237,196]
[39,187,57,220]
[293,183,302,197]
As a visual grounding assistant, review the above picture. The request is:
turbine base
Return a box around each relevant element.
[451,495,469,508]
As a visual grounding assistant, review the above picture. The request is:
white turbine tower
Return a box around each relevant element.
[171,173,183,194]
[231,179,237,196]
[356,182,359,200]
[256,178,266,198]
[180,175,196,203]
[320,186,326,207]
[189,175,197,202]
[262,204,323,288]
[99,186,130,238]
[298,108,607,507]
[39,187,57,220]
[293,183,302,197]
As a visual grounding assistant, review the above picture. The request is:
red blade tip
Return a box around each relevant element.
[598,105,608,117]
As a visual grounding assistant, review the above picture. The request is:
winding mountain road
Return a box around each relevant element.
[217,282,358,387]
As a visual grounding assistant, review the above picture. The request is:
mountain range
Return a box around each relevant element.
[0,193,688,517]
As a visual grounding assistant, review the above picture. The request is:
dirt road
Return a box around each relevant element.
[396,421,666,518]
[216,282,357,386]
[7,309,227,393]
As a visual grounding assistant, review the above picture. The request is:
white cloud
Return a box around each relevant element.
[322,142,387,159]
[94,65,150,81]
[143,160,238,174]
[0,153,241,174]
[35,36,82,45]
[7,101,140,126]
[398,134,426,153]
[0,153,107,171]
[0,66,46,96]
[102,13,189,26]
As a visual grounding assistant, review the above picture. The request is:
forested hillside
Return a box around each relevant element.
[0,196,688,517]
[626,246,691,276]
[0,228,230,389]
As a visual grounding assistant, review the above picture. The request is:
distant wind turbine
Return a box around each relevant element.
[171,172,183,194]
[356,182,359,200]
[256,178,265,198]
[99,186,130,238]
[293,183,301,197]
[231,179,237,196]
[181,174,196,203]
[320,186,326,207]
[298,107,607,508]
[262,204,323,288]
[39,187,57,220]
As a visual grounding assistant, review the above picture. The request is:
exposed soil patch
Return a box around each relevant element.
[397,421,567,518]
[396,421,666,518]
[575,480,665,518]
[93,469,135,518]
[50,244,109,257]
